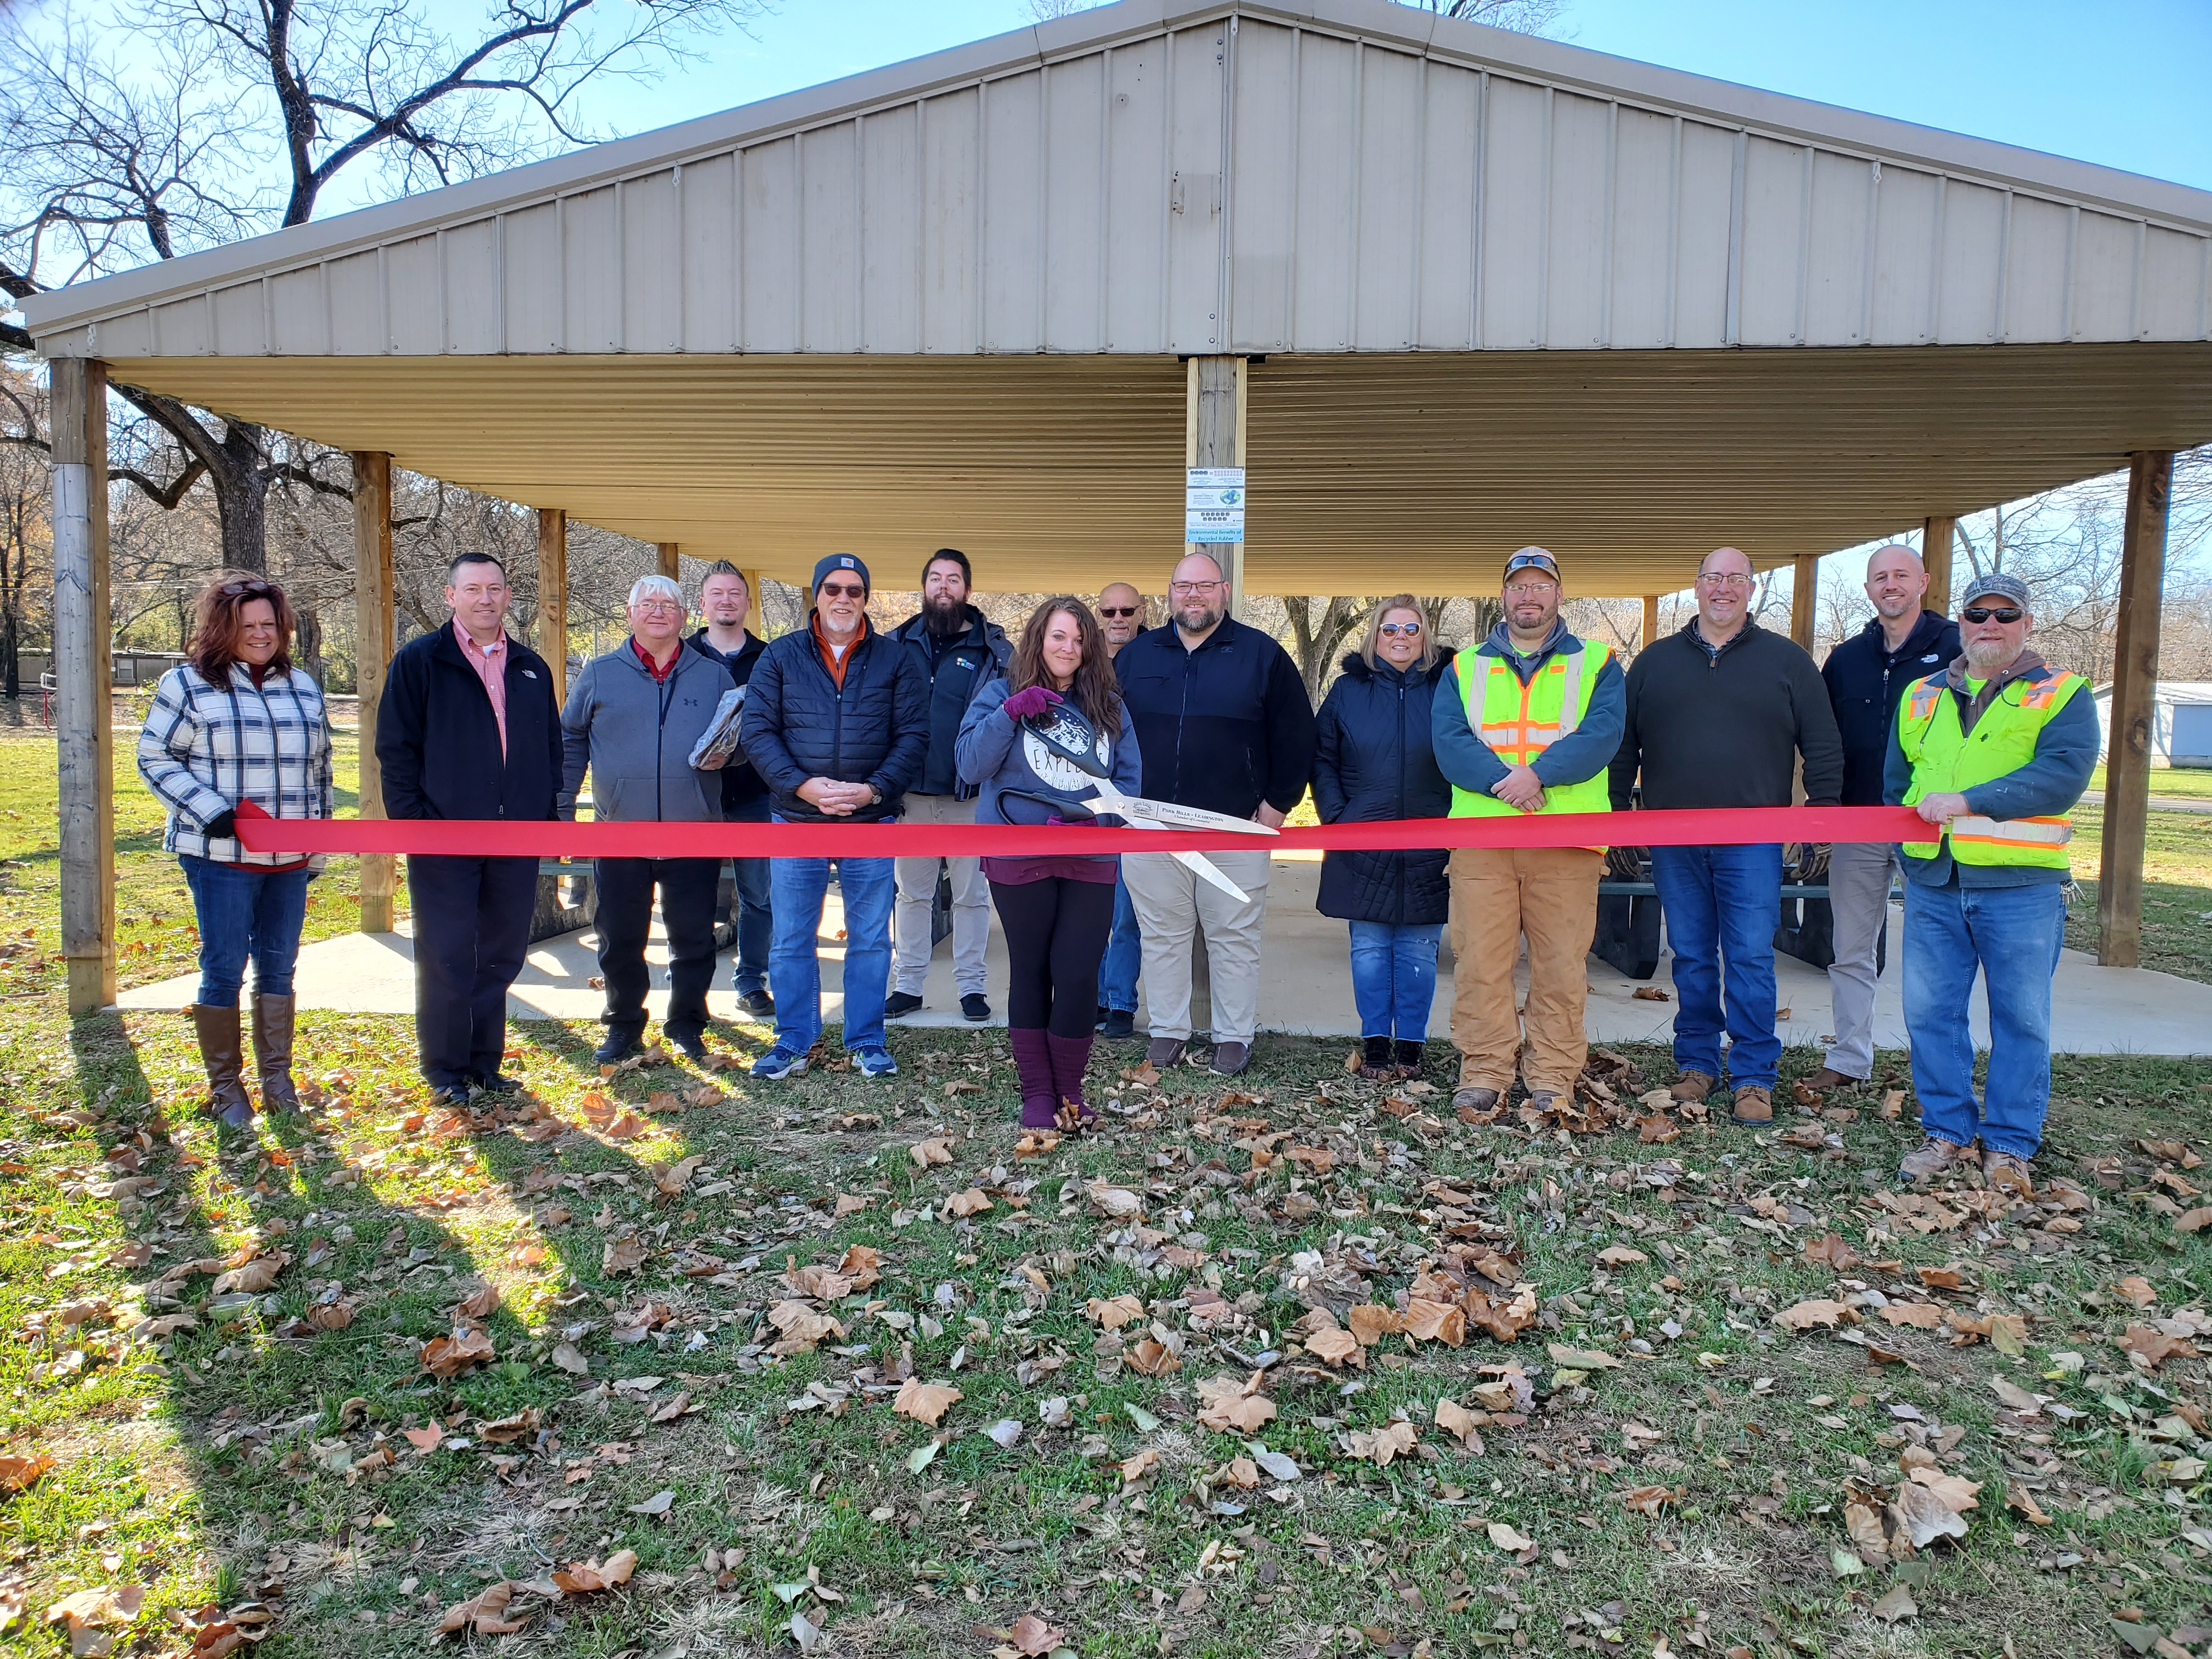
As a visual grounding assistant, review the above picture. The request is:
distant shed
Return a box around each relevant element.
[2096,681,2212,769]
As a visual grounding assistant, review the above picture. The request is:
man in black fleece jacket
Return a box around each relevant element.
[1114,551,1317,1077]
[1607,546,1843,1126]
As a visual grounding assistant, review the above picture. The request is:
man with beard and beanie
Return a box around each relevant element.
[1607,546,1843,1128]
[1115,551,1316,1077]
[1810,544,1961,1097]
[1889,571,2095,1194]
[378,551,562,1103]
[885,549,1011,1023]
[685,561,775,1020]
[740,552,929,1080]
[558,573,730,1066]
[1431,549,1624,1116]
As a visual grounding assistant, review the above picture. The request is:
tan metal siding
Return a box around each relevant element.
[742,139,801,352]
[1480,75,1545,348]
[2143,227,2208,341]
[1165,24,1229,353]
[1103,43,1168,353]
[621,171,682,354]
[2003,196,2072,343]
[1606,108,1675,349]
[680,154,740,353]
[981,72,1046,352]
[1870,166,1939,345]
[2072,210,2140,341]
[1671,121,1735,349]
[921,93,979,354]
[1041,56,1109,352]
[1413,60,1479,350]
[1804,150,1872,345]
[1544,92,1611,349]
[1353,43,1423,351]
[1227,18,1294,351]
[1736,137,1805,346]
[444,219,502,354]
[1935,180,2005,345]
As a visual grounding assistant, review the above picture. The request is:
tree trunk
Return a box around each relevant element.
[295,606,325,686]
[207,421,272,572]
[0,605,16,701]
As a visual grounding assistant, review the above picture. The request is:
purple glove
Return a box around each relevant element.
[1000,685,1063,722]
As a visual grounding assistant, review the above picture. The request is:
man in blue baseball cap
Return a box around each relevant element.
[738,553,928,1080]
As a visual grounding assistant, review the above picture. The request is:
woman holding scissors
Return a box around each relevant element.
[956,598,1143,1130]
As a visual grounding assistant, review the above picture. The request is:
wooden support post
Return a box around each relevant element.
[352,452,396,933]
[1186,356,1247,618]
[1790,554,1818,651]
[50,358,115,1016]
[656,542,681,581]
[1922,516,1957,616]
[1641,595,1661,653]
[2097,451,2174,968]
[740,568,765,635]
[537,509,568,708]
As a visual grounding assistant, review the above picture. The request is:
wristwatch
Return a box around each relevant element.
[868,784,884,806]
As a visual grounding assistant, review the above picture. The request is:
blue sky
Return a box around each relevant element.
[517,0,2212,194]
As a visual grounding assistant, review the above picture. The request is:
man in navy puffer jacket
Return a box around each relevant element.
[738,554,928,1081]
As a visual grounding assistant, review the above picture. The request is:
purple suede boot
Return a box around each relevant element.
[1047,1032,1099,1131]
[1009,1028,1058,1128]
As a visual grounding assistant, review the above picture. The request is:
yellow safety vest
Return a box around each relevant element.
[1448,642,1613,837]
[1895,666,2087,868]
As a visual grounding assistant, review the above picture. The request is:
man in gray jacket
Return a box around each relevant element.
[560,573,729,1065]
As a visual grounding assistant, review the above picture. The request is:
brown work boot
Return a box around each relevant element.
[189,1004,255,1129]
[1899,1137,1969,1184]
[1669,1069,1716,1103]
[1981,1148,2035,1197]
[251,993,300,1113]
[1802,1067,1864,1094]
[1730,1085,1773,1125]
[1144,1036,1187,1071]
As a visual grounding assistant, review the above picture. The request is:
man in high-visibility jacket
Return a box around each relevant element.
[1887,571,2096,1193]
[1432,549,1626,1115]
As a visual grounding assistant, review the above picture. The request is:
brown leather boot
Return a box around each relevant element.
[1730,1084,1774,1125]
[1669,1069,1716,1103]
[190,1004,255,1128]
[252,994,300,1113]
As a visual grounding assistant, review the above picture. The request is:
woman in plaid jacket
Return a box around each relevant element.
[137,573,333,1127]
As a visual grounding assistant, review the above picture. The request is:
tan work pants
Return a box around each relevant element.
[1121,847,1271,1046]
[1448,844,1602,1094]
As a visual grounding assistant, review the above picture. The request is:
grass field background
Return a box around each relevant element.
[1,727,2210,1657]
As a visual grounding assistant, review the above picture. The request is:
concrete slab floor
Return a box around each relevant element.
[114,852,2212,1057]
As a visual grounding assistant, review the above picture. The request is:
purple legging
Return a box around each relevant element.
[988,877,1116,1037]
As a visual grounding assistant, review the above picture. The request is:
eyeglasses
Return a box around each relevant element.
[1503,581,1556,597]
[1378,622,1424,637]
[1170,580,1223,595]
[1098,606,1140,619]
[1961,605,2024,624]
[819,582,866,599]
[1696,572,1753,589]
[633,599,684,614]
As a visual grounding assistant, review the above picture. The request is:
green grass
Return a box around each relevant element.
[2066,803,2212,983]
[2090,765,2212,800]
[4,737,2212,1657]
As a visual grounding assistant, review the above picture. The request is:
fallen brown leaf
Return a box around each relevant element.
[910,1138,953,1169]
[1917,1265,1966,1290]
[893,1378,962,1426]
[454,1284,499,1321]
[602,1235,648,1276]
[1006,1612,1067,1658]
[1194,1372,1277,1435]
[944,1188,994,1217]
[1879,1301,1944,1329]
[1632,986,1671,1002]
[0,1453,54,1492]
[418,1325,495,1378]
[1346,1304,1403,1346]
[1775,1298,1852,1332]
[1343,1420,1418,1467]
[1595,1245,1647,1266]
[436,1581,524,1635]
[551,1550,637,1595]
[1433,1397,1483,1449]
[1087,1294,1146,1331]
[1127,1336,1181,1376]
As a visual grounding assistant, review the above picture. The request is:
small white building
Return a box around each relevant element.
[2095,681,2212,768]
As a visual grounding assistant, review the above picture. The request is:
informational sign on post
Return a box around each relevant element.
[1185,468,1245,544]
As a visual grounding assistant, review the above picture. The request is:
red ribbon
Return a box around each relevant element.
[233,800,1927,858]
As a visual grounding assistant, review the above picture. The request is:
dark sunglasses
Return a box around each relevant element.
[1098,606,1139,619]
[818,582,866,599]
[218,579,275,598]
[1961,606,2024,624]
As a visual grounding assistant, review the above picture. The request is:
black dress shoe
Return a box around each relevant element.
[736,989,776,1019]
[430,1085,472,1107]
[961,993,991,1023]
[471,1073,524,1094]
[667,1029,710,1063]
[884,991,924,1018]
[1097,1008,1136,1039]
[593,1030,644,1066]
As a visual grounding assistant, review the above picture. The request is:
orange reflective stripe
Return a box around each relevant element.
[1947,814,2073,848]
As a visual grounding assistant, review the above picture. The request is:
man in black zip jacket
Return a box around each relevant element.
[1113,550,1317,1077]
[685,561,775,1021]
[1810,543,1961,1094]
[1607,546,1843,1127]
[738,554,929,1082]
[558,573,730,1066]
[376,552,562,1103]
[883,549,1011,1023]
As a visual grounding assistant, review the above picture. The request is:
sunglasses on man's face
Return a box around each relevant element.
[1961,606,2024,624]
[819,582,865,600]
[1098,606,1139,619]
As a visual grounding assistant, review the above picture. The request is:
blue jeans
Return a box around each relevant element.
[1347,921,1442,1041]
[180,854,314,1008]
[1903,877,2065,1160]
[730,855,772,997]
[1650,842,1784,1090]
[766,819,894,1055]
[1096,872,1141,1013]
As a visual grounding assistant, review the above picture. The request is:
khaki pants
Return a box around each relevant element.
[1121,847,1271,1045]
[1448,844,1602,1094]
[893,793,990,998]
